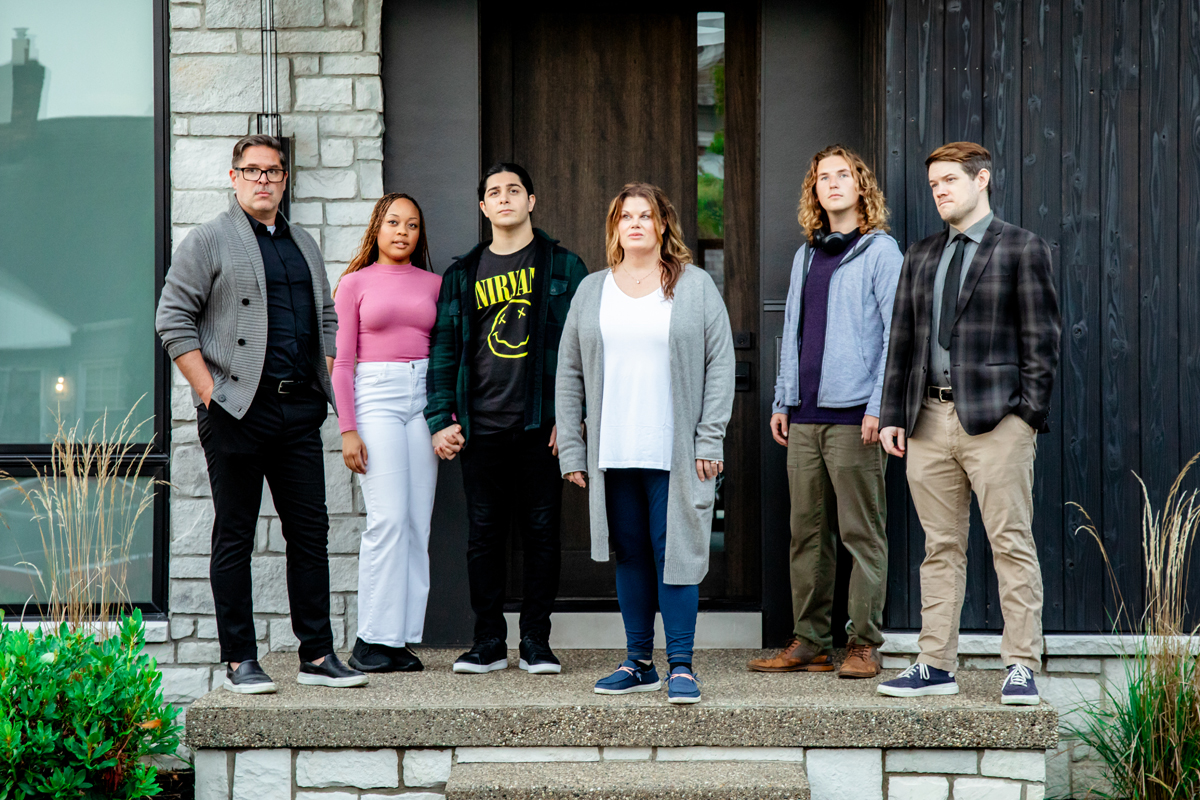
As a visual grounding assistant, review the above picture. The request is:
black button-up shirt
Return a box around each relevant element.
[246,212,318,384]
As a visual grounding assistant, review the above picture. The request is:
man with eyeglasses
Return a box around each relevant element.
[156,134,366,693]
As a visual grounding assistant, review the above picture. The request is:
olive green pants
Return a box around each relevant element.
[787,423,888,651]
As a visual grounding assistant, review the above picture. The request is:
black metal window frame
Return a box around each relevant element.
[0,0,171,620]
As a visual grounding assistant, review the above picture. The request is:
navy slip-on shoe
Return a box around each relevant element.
[594,659,662,694]
[876,662,959,697]
[667,665,701,705]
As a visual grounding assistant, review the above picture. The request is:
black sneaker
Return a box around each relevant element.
[453,638,508,674]
[1000,664,1041,706]
[297,653,369,688]
[519,636,562,675]
[224,660,277,694]
[389,645,424,672]
[349,638,396,673]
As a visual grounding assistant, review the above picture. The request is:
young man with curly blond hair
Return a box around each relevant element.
[748,145,903,679]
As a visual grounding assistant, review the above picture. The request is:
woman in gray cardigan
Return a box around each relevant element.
[556,183,734,704]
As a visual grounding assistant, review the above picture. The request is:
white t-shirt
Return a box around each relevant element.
[598,271,674,470]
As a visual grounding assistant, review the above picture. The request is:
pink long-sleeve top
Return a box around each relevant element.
[332,263,443,432]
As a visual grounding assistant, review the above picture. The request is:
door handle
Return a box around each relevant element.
[735,361,751,392]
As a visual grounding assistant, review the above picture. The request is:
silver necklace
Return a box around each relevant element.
[624,261,660,285]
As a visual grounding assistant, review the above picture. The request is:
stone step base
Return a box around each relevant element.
[445,761,810,800]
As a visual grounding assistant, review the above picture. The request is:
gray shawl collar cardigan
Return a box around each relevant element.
[555,265,735,585]
[155,197,338,419]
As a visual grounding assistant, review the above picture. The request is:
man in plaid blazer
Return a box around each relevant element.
[876,142,1061,705]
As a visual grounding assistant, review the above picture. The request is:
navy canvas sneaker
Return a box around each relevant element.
[1000,664,1041,705]
[666,665,701,704]
[876,662,959,697]
[594,659,662,694]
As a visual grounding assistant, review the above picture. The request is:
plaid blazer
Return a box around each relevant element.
[879,216,1061,436]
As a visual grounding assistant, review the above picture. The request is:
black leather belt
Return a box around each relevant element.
[274,380,307,395]
[927,386,954,402]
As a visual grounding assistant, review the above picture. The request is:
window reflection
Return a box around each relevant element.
[697,11,725,296]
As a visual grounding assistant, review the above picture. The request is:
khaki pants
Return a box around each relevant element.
[906,399,1043,671]
[787,423,888,650]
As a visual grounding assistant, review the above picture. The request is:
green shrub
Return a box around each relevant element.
[0,610,182,799]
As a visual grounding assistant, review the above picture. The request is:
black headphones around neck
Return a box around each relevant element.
[811,228,855,256]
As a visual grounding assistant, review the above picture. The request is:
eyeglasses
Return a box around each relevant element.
[235,167,287,183]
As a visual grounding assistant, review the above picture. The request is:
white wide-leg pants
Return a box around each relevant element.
[353,360,438,646]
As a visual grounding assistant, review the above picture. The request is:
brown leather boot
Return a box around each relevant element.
[838,640,881,679]
[747,638,835,672]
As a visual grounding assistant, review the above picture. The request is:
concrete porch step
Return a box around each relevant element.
[445,760,810,800]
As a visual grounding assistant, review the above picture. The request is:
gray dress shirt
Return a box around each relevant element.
[929,212,994,386]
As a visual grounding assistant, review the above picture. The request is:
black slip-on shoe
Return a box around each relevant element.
[453,638,508,674]
[348,638,397,673]
[519,636,562,675]
[224,660,277,694]
[298,653,369,688]
[388,644,424,672]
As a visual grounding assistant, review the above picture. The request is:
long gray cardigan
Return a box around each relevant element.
[555,265,735,585]
[155,198,338,419]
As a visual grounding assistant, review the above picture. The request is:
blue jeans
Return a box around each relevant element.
[605,468,699,664]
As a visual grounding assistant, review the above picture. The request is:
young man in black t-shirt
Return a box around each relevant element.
[425,163,588,675]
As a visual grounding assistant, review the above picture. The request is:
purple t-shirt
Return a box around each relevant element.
[789,233,868,426]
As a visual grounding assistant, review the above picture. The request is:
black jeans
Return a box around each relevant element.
[459,424,562,643]
[197,384,333,663]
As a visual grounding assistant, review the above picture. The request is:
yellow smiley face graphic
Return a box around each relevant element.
[488,298,531,358]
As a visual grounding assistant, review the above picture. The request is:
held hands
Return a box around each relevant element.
[769,413,789,446]
[342,431,368,474]
[433,424,465,460]
[549,424,558,457]
[880,426,906,457]
[565,471,586,488]
[861,414,880,446]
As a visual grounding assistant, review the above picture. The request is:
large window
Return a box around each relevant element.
[0,1,167,612]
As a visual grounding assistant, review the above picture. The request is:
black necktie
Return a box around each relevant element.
[938,233,968,350]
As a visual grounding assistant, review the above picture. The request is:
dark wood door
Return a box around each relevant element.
[482,3,760,606]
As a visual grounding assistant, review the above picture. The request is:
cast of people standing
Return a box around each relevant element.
[155,134,366,693]
[748,145,903,680]
[425,163,589,676]
[332,193,442,674]
[877,142,1061,705]
[557,183,735,705]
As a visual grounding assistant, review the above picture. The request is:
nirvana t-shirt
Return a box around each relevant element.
[469,239,538,433]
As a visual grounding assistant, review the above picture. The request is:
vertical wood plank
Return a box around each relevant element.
[1023,0,1066,632]
[1100,0,1143,625]
[944,0,984,143]
[1179,0,1200,626]
[1060,0,1106,631]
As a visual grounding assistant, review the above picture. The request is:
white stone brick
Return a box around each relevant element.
[603,748,652,761]
[190,116,251,137]
[324,226,364,261]
[179,641,222,664]
[1045,658,1102,673]
[656,747,804,762]
[172,225,195,254]
[328,517,365,554]
[171,616,196,639]
[365,0,382,53]
[145,621,171,643]
[885,749,977,775]
[888,776,947,800]
[355,77,383,111]
[171,580,216,615]
[359,160,383,199]
[345,595,358,646]
[980,751,1046,782]
[173,190,233,224]
[174,423,200,444]
[326,451,356,511]
[331,617,346,649]
[254,517,271,553]
[321,138,355,167]
[321,113,382,137]
[1026,785,1045,800]
[963,657,1005,671]
[1042,676,1102,728]
[290,201,323,225]
[160,667,211,703]
[293,55,321,76]
[260,481,278,517]
[363,796,441,800]
[270,619,300,652]
[806,749,883,800]
[172,444,211,497]
[356,139,383,160]
[170,557,210,579]
[283,114,320,168]
[173,138,240,189]
[172,386,198,421]
[323,55,379,75]
[324,201,374,227]
[195,750,230,800]
[455,748,601,763]
[329,556,358,592]
[321,411,343,449]
[207,0,324,28]
[172,497,215,555]
[1045,743,1071,798]
[232,750,291,800]
[171,32,237,54]
[171,6,203,29]
[143,643,176,664]
[330,593,346,615]
[326,0,355,26]
[172,116,189,135]
[327,262,349,295]
[403,749,452,787]
[274,31,363,53]
[172,56,291,114]
[882,656,911,669]
[1103,657,1139,698]
[951,778,1021,800]
[295,749,399,788]
[267,519,286,553]
[296,78,354,112]
[197,617,219,639]
[297,794,354,800]
[252,557,291,613]
[295,169,358,199]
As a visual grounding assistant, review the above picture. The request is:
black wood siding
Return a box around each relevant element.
[880,0,1200,633]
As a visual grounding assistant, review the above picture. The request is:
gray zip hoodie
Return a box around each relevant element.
[772,230,903,419]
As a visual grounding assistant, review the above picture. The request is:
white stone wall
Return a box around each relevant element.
[162,0,378,708]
